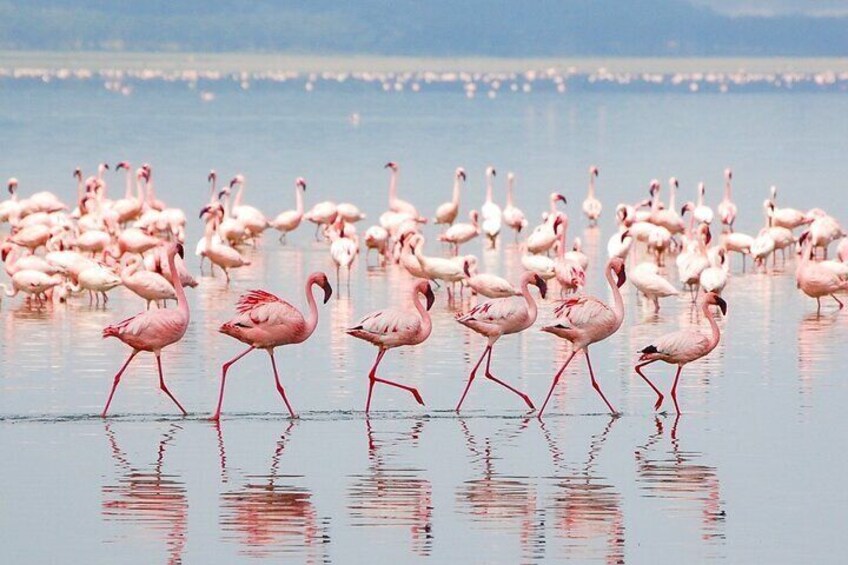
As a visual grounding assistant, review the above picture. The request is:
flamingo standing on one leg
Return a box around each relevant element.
[101,243,189,417]
[454,272,546,411]
[538,257,627,417]
[212,272,333,420]
[346,279,434,413]
[633,292,727,414]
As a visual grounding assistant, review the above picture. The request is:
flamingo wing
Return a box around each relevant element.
[457,297,524,325]
[350,308,420,337]
[232,290,304,328]
[641,330,710,362]
[553,295,614,329]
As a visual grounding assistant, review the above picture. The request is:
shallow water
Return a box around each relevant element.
[2,80,848,563]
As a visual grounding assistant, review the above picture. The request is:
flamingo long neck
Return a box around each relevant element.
[519,274,538,325]
[485,173,494,204]
[605,266,625,326]
[701,301,721,351]
[295,185,304,215]
[208,177,217,206]
[411,288,432,340]
[697,185,705,207]
[506,177,514,207]
[669,184,677,211]
[651,189,660,212]
[74,176,83,204]
[302,277,320,339]
[588,174,596,199]
[452,177,462,207]
[167,251,188,321]
[234,181,244,209]
[204,216,216,245]
[724,177,732,201]
[388,169,398,206]
[124,170,132,199]
[146,177,156,206]
[558,217,569,253]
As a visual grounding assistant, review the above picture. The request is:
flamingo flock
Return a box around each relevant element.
[1,161,846,418]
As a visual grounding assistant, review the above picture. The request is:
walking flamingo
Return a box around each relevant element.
[101,243,190,417]
[212,272,333,419]
[454,272,546,411]
[634,292,727,414]
[582,166,602,226]
[538,257,627,416]
[346,279,434,413]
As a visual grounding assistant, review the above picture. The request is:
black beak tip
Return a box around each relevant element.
[617,269,626,288]
[323,282,333,304]
[175,243,185,259]
[716,296,728,315]
[425,286,435,311]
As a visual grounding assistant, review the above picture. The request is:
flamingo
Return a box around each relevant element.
[766,189,809,230]
[434,167,466,226]
[717,168,737,232]
[796,231,848,314]
[634,292,727,414]
[538,257,627,416]
[337,202,366,224]
[101,243,189,417]
[212,272,333,419]
[304,200,338,240]
[229,174,268,239]
[693,182,713,225]
[363,225,390,266]
[346,279,434,413]
[199,203,251,282]
[385,162,424,222]
[414,238,467,300]
[480,166,502,248]
[581,166,602,226]
[271,177,307,243]
[0,270,63,304]
[722,232,754,272]
[329,219,358,290]
[650,178,685,235]
[464,264,520,299]
[502,172,527,239]
[439,210,479,255]
[700,248,729,295]
[526,200,565,254]
[629,261,679,313]
[454,272,546,411]
[76,264,122,305]
[120,255,176,309]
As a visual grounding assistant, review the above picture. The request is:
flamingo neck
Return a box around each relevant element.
[519,274,539,325]
[167,251,188,320]
[605,265,625,326]
[701,301,721,351]
[697,187,704,207]
[452,177,461,207]
[724,179,732,201]
[588,175,596,199]
[505,178,514,207]
[485,174,494,204]
[302,277,320,339]
[234,182,244,210]
[669,185,677,211]
[558,217,569,255]
[207,178,217,206]
[388,170,398,206]
[124,171,132,199]
[295,185,304,215]
[411,288,432,340]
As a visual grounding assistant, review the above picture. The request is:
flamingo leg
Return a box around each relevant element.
[269,349,297,418]
[365,349,387,413]
[833,294,844,309]
[538,350,578,418]
[101,350,139,417]
[670,365,684,414]
[585,348,616,414]
[211,346,255,420]
[484,345,535,410]
[635,360,664,410]
[455,345,490,412]
[155,353,187,416]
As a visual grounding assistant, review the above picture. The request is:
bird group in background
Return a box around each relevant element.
[1,159,846,418]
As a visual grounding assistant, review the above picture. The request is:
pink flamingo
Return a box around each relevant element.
[346,279,434,413]
[634,292,726,414]
[101,243,189,417]
[454,272,546,411]
[538,257,627,417]
[212,272,333,420]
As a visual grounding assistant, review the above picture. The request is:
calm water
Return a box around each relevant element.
[2,79,848,563]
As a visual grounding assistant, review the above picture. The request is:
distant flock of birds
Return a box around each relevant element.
[1,161,846,419]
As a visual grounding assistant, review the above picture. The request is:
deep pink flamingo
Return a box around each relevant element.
[101,243,189,417]
[212,272,333,420]
[634,292,726,414]
[454,272,546,411]
[538,257,627,417]
[346,279,435,413]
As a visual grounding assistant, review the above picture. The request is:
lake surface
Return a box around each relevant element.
[2,71,848,563]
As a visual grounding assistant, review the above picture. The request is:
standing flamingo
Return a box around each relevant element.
[346,279,434,413]
[717,168,737,232]
[502,172,527,240]
[101,243,189,417]
[582,166,602,226]
[634,292,727,414]
[271,177,307,243]
[434,167,466,226]
[538,257,627,416]
[480,166,502,248]
[212,272,333,420]
[454,272,546,411]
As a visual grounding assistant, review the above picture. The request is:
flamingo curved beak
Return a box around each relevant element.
[322,280,333,303]
[463,261,471,278]
[621,230,630,243]
[616,267,626,288]
[175,243,185,259]
[715,296,728,315]
[199,205,212,219]
[555,193,567,204]
[424,284,435,311]
[458,171,466,181]
[534,275,547,299]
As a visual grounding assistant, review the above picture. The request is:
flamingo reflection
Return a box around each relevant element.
[215,421,327,560]
[635,416,726,542]
[457,418,543,563]
[541,418,625,564]
[101,423,187,565]
[348,418,433,556]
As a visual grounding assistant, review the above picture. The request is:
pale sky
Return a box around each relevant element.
[693,0,848,16]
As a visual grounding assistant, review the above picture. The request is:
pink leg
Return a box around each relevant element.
[365,349,387,413]
[585,348,616,414]
[156,353,187,416]
[269,349,297,418]
[670,365,683,415]
[455,346,490,412]
[211,346,255,420]
[484,346,535,410]
[635,360,664,410]
[101,350,139,417]
[373,376,425,406]
[833,294,844,309]
[538,350,578,418]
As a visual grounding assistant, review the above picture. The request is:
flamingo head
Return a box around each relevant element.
[417,280,435,311]
[553,214,565,234]
[724,168,732,180]
[313,272,333,303]
[455,167,466,181]
[98,163,110,173]
[669,176,679,188]
[507,171,515,182]
[384,161,398,172]
[621,229,631,243]
[704,292,728,315]
[218,187,231,201]
[763,199,775,214]
[1,244,11,262]
[609,257,626,288]
[207,170,216,183]
[486,166,496,178]
[136,168,149,182]
[296,177,307,190]
[229,174,244,188]
[770,185,777,200]
[115,161,130,171]
[7,178,18,193]
[649,180,660,197]
[680,201,694,216]
[168,242,185,260]
[698,181,706,195]
[73,168,82,181]
[590,165,599,177]
[470,209,480,224]
[551,192,567,205]
[701,224,712,245]
[533,274,547,299]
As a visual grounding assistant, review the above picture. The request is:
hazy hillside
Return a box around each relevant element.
[2,0,847,56]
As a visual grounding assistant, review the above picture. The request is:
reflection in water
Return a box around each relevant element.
[542,418,625,564]
[635,417,726,543]
[457,418,543,564]
[102,423,188,565]
[348,419,433,557]
[797,311,846,398]
[216,422,328,561]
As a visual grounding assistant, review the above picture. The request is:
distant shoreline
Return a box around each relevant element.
[2,51,848,74]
